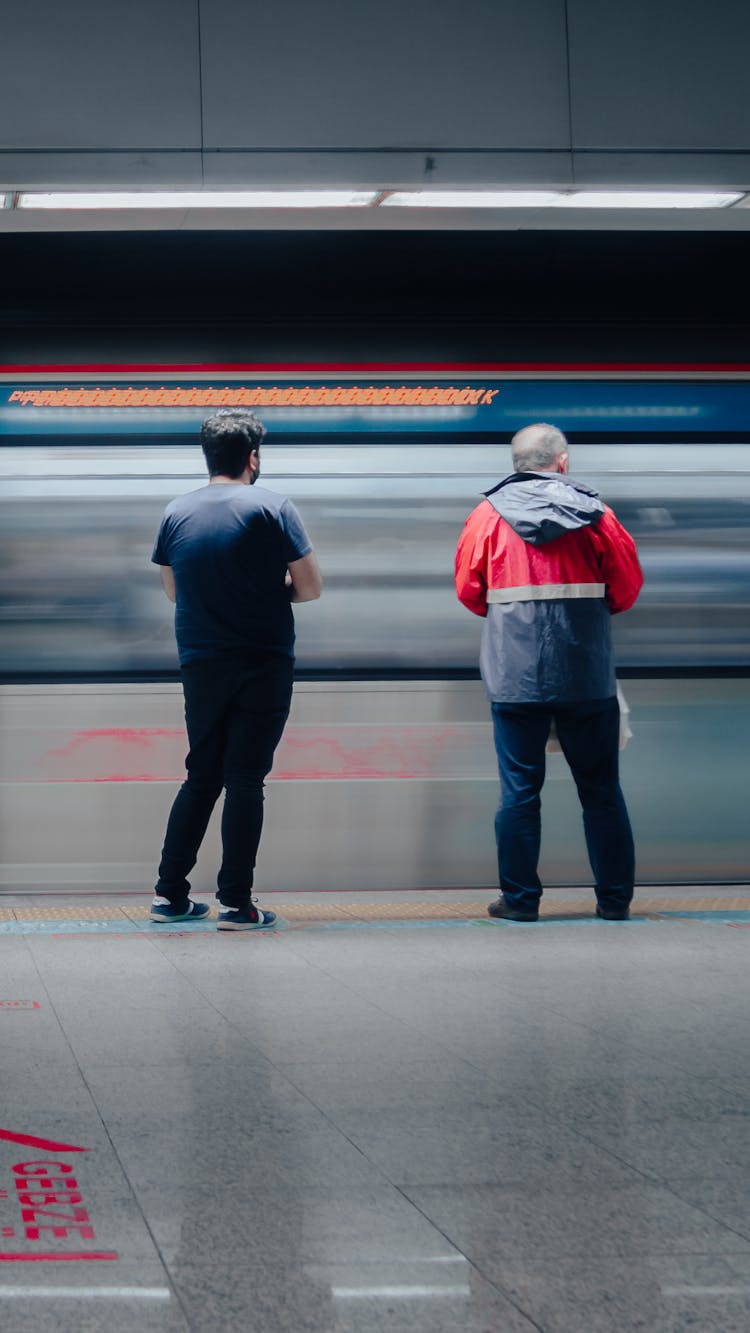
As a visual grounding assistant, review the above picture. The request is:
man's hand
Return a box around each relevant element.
[287,551,323,603]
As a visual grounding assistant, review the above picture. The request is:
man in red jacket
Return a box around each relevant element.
[455,422,643,922]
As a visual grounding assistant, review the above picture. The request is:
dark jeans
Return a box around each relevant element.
[491,696,635,915]
[156,656,293,910]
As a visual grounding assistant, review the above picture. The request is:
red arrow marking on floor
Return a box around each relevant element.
[0,1252,118,1262]
[0,1129,90,1152]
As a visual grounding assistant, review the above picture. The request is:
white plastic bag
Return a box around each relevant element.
[617,684,632,750]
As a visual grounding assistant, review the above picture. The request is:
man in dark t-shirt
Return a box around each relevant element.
[150,410,322,930]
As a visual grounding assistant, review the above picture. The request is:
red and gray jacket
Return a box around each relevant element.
[455,472,643,702]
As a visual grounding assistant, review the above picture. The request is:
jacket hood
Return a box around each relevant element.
[483,472,605,546]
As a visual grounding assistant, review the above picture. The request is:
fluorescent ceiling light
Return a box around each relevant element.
[381,190,563,208]
[553,191,742,209]
[14,188,745,212]
[383,189,743,209]
[17,190,378,209]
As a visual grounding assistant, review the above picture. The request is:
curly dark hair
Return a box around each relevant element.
[200,410,267,478]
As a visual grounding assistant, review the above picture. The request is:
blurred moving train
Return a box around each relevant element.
[1,368,749,892]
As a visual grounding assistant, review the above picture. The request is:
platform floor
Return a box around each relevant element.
[1,886,749,1332]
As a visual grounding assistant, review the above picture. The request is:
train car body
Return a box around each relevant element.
[1,364,748,892]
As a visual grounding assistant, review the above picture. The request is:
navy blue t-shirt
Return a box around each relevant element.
[152,483,313,664]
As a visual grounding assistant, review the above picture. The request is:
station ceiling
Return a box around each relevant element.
[1,1,750,232]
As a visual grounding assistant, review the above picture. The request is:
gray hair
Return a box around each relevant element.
[511,422,569,472]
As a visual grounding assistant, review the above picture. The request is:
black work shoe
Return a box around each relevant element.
[596,904,631,921]
[487,897,539,923]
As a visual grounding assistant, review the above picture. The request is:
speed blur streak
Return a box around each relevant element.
[0,438,749,675]
[1,376,748,892]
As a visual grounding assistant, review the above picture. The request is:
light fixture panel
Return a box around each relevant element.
[381,190,564,208]
[17,190,379,210]
[553,191,743,209]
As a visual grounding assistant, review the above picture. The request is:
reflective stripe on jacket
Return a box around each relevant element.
[454,473,643,702]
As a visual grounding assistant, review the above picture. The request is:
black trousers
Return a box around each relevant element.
[156,656,293,910]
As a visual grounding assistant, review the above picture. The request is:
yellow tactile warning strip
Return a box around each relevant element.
[2,896,749,923]
[270,896,745,921]
[8,904,128,920]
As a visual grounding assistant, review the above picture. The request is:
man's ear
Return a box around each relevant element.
[248,449,260,476]
[558,453,569,474]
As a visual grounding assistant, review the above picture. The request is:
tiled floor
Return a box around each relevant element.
[1,887,749,1331]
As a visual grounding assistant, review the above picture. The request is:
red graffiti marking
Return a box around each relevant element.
[0,1130,89,1153]
[274,726,468,780]
[0,1001,41,1011]
[49,775,184,783]
[47,728,182,759]
[38,727,186,783]
[34,723,483,783]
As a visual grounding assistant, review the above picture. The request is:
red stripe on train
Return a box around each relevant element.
[2,361,750,374]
